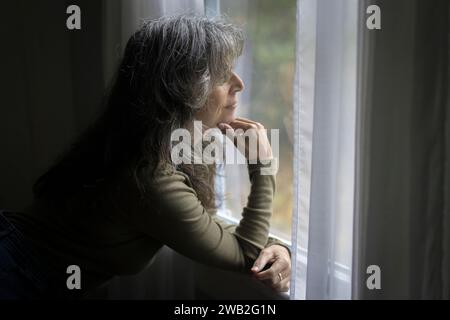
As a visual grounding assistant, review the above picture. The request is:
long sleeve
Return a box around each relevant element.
[128,162,276,272]
[211,213,291,257]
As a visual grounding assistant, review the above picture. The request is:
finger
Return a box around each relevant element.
[254,256,290,283]
[229,120,258,143]
[254,266,284,282]
[251,248,276,273]
[229,119,258,130]
[217,122,233,133]
[253,246,292,287]
[235,117,264,129]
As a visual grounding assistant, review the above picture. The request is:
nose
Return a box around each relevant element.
[230,72,245,94]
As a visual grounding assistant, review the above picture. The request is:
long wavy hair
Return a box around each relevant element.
[32,14,244,211]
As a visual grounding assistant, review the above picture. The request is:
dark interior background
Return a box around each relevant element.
[1,0,106,210]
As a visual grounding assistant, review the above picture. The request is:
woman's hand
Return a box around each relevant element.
[251,245,291,292]
[218,117,273,162]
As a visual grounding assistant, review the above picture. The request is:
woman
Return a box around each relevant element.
[0,14,291,299]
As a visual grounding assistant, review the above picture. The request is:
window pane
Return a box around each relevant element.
[219,0,296,240]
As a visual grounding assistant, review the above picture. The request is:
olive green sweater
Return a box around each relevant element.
[4,162,286,296]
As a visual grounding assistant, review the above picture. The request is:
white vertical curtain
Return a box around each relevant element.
[291,0,358,300]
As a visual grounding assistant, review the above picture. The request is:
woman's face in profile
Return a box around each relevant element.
[195,71,245,128]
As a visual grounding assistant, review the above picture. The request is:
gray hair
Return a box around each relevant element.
[122,14,245,123]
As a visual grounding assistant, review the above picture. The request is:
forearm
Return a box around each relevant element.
[234,161,276,260]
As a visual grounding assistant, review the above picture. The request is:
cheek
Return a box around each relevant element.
[198,104,229,127]
[204,86,234,125]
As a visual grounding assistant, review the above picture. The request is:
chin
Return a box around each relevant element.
[223,114,236,124]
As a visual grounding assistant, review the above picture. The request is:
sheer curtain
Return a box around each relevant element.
[291,0,358,300]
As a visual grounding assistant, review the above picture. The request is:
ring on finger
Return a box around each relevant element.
[278,272,283,282]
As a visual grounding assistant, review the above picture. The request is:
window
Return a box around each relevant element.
[212,0,296,242]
